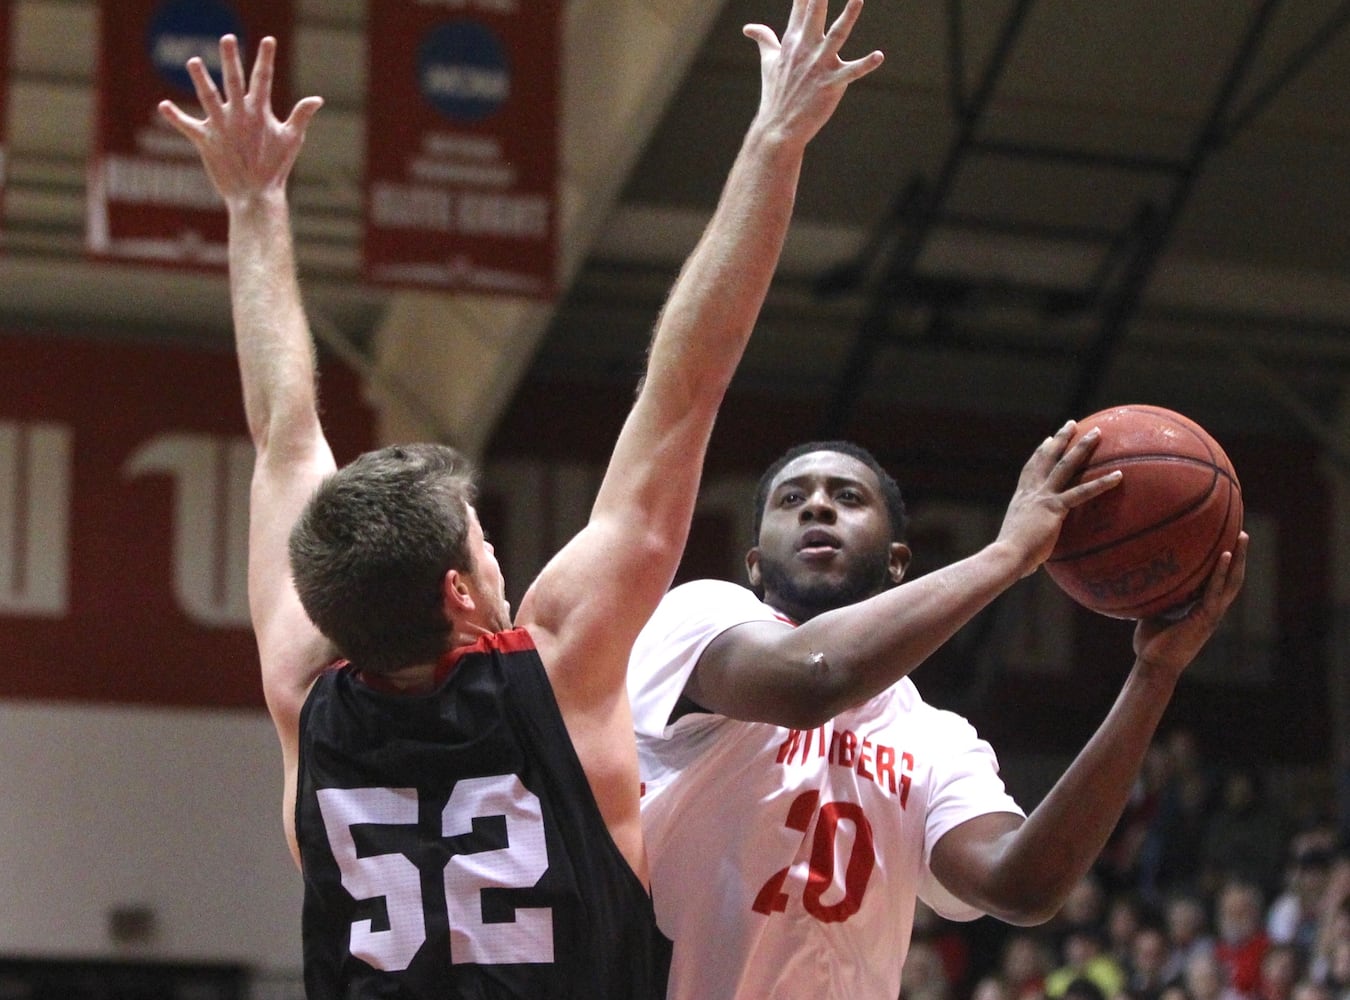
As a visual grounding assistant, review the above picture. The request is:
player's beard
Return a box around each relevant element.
[757,545,895,623]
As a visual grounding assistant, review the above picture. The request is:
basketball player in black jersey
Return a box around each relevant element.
[159,3,884,996]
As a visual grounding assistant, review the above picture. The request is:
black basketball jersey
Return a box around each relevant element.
[295,627,671,999]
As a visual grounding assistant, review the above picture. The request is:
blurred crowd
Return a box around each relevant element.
[901,728,1350,1000]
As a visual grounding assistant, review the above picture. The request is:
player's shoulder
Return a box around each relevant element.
[887,679,983,741]
[649,579,767,628]
[632,579,766,662]
[664,577,755,605]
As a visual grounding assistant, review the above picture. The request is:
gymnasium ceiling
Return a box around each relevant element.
[5,0,1350,456]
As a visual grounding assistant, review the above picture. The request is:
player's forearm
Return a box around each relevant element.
[646,123,803,414]
[982,661,1177,922]
[595,124,805,526]
[227,190,320,454]
[788,540,1027,718]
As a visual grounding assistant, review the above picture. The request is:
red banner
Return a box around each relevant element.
[364,1,562,297]
[0,333,374,708]
[0,0,10,220]
[87,0,294,267]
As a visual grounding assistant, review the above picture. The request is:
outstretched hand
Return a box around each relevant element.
[1132,531,1249,679]
[996,420,1124,578]
[158,35,322,207]
[744,0,884,149]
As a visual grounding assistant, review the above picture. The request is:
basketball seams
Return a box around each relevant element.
[1046,403,1243,620]
[1046,480,1226,562]
[1047,478,1236,615]
[1079,454,1226,475]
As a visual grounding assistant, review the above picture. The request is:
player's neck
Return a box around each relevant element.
[370,661,440,693]
[451,617,500,649]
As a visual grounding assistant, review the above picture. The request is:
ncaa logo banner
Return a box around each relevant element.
[0,0,10,224]
[364,0,562,298]
[87,0,295,268]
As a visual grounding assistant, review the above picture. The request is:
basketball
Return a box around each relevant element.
[1044,404,1244,620]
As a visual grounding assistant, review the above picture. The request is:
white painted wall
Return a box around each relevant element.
[0,701,302,974]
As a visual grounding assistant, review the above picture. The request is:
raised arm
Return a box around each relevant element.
[689,422,1124,728]
[520,0,884,690]
[929,533,1249,925]
[159,35,331,864]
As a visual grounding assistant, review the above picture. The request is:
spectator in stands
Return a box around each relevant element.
[1269,830,1339,958]
[1063,977,1108,1000]
[1185,950,1247,1000]
[1256,944,1305,1000]
[1201,767,1288,898]
[1158,982,1195,1000]
[971,973,1014,1000]
[1288,979,1332,1000]
[1109,895,1154,969]
[1128,924,1175,1000]
[902,940,954,1000]
[1052,872,1110,941]
[1001,931,1056,1000]
[1214,878,1273,997]
[1143,728,1219,899]
[913,899,973,998]
[1329,936,1350,1000]
[1047,925,1127,1000]
[1161,890,1218,985]
[1308,865,1350,985]
[1103,746,1172,894]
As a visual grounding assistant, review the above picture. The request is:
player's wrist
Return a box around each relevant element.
[742,115,811,162]
[226,186,291,223]
[1129,654,1185,693]
[982,537,1039,582]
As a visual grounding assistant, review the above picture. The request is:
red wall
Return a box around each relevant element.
[0,331,375,707]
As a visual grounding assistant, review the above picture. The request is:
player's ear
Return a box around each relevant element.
[745,547,763,589]
[443,568,475,616]
[888,542,912,585]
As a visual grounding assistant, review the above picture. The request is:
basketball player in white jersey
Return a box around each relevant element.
[629,437,1247,999]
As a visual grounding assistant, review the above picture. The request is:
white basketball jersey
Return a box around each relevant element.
[629,579,1024,1000]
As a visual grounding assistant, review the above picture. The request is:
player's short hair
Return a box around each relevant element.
[751,440,908,544]
[289,442,478,675]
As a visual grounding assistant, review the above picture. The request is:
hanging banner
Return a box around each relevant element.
[364,0,562,298]
[87,0,295,267]
[0,0,11,221]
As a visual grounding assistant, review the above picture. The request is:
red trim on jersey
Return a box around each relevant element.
[354,628,537,691]
[435,627,536,682]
